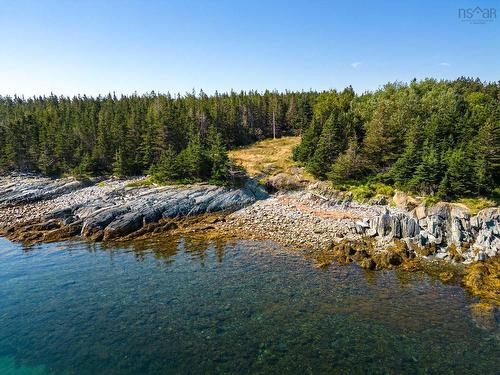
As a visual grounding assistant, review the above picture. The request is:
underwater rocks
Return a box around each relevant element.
[463,256,500,306]
[0,175,268,244]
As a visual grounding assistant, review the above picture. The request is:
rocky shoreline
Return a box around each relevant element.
[221,185,499,262]
[0,175,267,244]
[0,175,498,306]
[1,175,498,262]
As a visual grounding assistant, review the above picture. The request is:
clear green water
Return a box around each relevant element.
[0,236,498,375]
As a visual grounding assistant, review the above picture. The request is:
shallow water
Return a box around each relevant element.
[0,236,498,375]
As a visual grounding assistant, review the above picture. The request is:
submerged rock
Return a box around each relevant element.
[463,256,500,306]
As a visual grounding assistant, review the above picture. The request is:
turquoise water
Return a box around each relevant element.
[0,236,498,375]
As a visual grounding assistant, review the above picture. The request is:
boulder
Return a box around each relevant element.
[391,215,402,238]
[413,205,427,220]
[206,188,256,213]
[103,211,144,240]
[187,187,228,216]
[369,195,388,206]
[81,206,129,238]
[401,216,419,238]
[376,209,392,236]
[266,173,303,191]
[162,200,194,218]
[142,206,164,225]
[393,191,420,210]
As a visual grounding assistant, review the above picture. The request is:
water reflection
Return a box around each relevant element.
[0,236,498,375]
[96,234,229,266]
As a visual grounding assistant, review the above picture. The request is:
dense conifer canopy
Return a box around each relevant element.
[1,78,498,197]
[294,78,499,198]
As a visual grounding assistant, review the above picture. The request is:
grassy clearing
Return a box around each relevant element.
[228,136,313,180]
[228,136,499,213]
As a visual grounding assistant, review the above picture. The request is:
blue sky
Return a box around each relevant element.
[0,0,498,96]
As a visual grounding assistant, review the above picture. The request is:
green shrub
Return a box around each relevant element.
[422,195,440,206]
[125,178,156,188]
[351,185,375,202]
[371,183,395,197]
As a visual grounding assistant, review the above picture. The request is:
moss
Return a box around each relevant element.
[125,178,156,188]
[422,195,440,207]
[371,183,395,197]
[350,185,375,202]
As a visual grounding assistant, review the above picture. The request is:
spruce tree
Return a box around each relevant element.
[112,149,127,178]
[307,114,346,179]
[150,146,178,183]
[206,125,229,183]
[177,131,206,181]
[408,146,440,194]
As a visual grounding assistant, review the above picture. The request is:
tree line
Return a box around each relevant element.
[0,90,316,183]
[294,78,499,198]
[1,78,498,197]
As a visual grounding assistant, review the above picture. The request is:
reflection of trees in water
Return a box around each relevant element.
[182,236,226,264]
[96,234,229,265]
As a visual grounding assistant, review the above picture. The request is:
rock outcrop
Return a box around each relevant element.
[0,176,268,244]
[0,176,88,207]
[0,175,497,265]
[361,204,499,262]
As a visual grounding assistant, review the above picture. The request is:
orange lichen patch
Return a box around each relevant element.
[277,196,362,220]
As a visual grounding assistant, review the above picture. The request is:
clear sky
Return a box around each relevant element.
[1,0,498,97]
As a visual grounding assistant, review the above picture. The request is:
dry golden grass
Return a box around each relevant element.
[228,136,313,180]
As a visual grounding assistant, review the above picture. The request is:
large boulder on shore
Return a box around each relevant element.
[80,206,131,238]
[103,211,144,240]
[472,208,500,258]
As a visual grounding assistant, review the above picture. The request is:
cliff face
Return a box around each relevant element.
[305,182,499,262]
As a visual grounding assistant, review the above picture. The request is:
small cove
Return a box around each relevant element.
[0,236,498,374]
